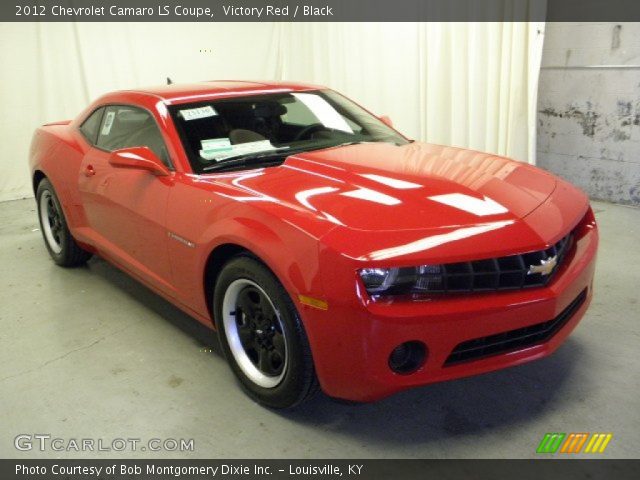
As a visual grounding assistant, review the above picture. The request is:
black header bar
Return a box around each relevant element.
[3,0,640,22]
[2,459,640,480]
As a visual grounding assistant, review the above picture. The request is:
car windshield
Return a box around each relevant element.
[168,89,409,173]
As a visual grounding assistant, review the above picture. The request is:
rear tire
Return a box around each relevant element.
[214,256,318,408]
[36,178,92,267]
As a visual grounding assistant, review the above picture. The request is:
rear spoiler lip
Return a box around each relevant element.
[43,120,72,126]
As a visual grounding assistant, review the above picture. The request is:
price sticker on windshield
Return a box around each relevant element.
[180,106,217,121]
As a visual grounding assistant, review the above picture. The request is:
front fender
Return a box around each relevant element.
[165,178,330,324]
[201,216,324,303]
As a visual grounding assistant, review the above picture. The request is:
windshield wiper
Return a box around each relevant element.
[201,148,292,172]
[201,141,368,173]
[333,141,367,148]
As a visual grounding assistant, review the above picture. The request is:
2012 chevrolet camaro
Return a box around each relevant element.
[29,81,598,408]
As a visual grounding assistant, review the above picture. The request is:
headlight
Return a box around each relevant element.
[359,265,444,296]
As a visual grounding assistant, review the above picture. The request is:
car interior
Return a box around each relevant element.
[178,100,294,155]
[175,97,366,164]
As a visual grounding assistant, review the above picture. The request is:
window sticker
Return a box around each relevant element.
[180,105,217,121]
[201,138,231,151]
[200,139,283,162]
[100,111,116,136]
[199,138,232,159]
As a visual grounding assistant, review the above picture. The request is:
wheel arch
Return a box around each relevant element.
[203,243,253,321]
[201,226,323,326]
[33,170,47,194]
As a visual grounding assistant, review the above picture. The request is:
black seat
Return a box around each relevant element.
[229,129,267,144]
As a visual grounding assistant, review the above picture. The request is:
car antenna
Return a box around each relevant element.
[167,77,173,85]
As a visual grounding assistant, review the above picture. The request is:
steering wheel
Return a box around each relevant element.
[293,123,327,141]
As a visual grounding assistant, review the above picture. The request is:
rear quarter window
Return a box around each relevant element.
[79,108,105,145]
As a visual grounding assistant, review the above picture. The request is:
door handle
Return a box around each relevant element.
[84,165,96,177]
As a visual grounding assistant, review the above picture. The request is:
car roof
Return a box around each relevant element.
[119,80,325,105]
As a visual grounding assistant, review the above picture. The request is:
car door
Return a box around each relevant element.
[78,105,176,294]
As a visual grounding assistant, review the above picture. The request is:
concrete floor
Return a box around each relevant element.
[1,198,638,459]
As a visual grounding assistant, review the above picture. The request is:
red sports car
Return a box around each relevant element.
[29,81,598,408]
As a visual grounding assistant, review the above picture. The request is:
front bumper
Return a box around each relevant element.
[301,214,598,402]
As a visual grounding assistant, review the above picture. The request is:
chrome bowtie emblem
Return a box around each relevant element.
[527,255,558,276]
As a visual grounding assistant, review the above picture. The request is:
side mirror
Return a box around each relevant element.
[379,115,393,128]
[109,147,170,176]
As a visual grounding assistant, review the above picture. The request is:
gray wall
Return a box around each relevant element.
[537,23,640,206]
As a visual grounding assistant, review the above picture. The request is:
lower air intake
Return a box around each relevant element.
[444,289,587,366]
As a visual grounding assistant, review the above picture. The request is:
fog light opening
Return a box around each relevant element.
[388,341,427,375]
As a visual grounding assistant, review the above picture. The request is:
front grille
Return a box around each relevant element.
[428,232,573,293]
[444,289,587,366]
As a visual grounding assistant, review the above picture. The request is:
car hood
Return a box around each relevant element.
[257,142,557,232]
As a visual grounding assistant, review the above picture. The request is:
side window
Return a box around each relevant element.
[96,106,172,168]
[79,108,104,144]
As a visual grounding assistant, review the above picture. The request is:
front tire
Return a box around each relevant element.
[214,256,318,408]
[36,178,92,267]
